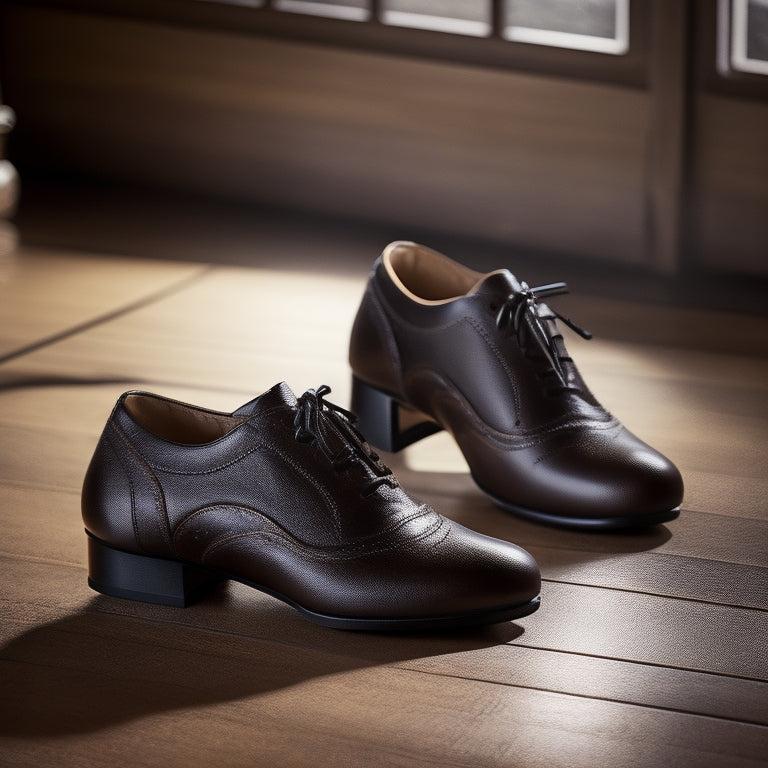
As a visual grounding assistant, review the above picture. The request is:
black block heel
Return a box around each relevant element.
[87,533,224,608]
[351,376,443,452]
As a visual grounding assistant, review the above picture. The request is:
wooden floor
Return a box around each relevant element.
[0,202,767,767]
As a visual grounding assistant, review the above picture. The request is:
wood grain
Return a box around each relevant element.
[1,242,767,767]
[0,248,206,358]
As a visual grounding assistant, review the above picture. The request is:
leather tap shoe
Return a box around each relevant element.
[82,383,541,630]
[349,241,684,530]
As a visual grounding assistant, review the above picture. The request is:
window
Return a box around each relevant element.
[729,0,768,75]
[382,1,491,37]
[198,0,633,55]
[274,0,368,22]
[503,0,629,55]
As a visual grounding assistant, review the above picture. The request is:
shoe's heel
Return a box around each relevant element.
[87,534,224,608]
[351,376,443,452]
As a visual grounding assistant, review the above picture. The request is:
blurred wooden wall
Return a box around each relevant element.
[1,1,766,276]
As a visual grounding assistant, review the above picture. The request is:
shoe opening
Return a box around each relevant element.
[382,241,483,303]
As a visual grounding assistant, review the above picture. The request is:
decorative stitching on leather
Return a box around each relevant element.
[105,427,141,547]
[203,510,446,563]
[429,520,452,549]
[244,426,342,539]
[174,503,440,562]
[368,283,404,391]
[371,295,524,420]
[109,419,173,555]
[420,368,619,449]
[144,445,263,475]
[464,315,521,418]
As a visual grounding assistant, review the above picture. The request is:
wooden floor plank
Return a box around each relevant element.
[518,581,767,680]
[2,561,767,768]
[399,645,768,726]
[3,661,766,768]
[2,245,767,767]
[15,178,768,353]
[2,603,767,768]
[2,546,765,683]
[0,246,206,358]
[0,265,362,396]
[533,550,768,610]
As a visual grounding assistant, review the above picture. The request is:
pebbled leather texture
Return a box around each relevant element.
[348,241,684,528]
[82,382,541,627]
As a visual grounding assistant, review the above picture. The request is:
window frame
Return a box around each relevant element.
[19,0,651,88]
[698,0,768,100]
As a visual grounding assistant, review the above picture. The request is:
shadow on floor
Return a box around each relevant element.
[0,593,523,738]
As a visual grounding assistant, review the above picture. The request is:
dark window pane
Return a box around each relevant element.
[382,1,491,37]
[503,0,629,55]
[732,0,768,73]
[274,0,369,22]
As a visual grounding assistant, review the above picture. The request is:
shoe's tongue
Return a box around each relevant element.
[469,269,556,322]
[233,382,297,417]
[468,269,523,298]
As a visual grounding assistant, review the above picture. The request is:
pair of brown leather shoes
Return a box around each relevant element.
[82,242,682,631]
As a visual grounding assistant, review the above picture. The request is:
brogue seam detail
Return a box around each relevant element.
[250,434,343,540]
[144,445,264,475]
[177,503,437,556]
[429,520,452,549]
[421,369,619,448]
[105,426,142,550]
[464,315,522,417]
[110,419,173,555]
[368,282,405,391]
[201,509,445,562]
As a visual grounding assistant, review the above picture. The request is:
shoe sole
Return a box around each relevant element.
[475,480,681,531]
[352,376,681,531]
[86,532,540,631]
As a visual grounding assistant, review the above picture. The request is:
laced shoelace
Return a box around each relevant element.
[494,281,592,388]
[293,385,397,496]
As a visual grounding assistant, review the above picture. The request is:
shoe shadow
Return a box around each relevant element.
[0,591,523,739]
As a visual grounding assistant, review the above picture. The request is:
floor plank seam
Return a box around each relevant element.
[0,480,83,493]
[540,577,768,612]
[390,666,768,727]
[0,376,255,401]
[81,604,342,653]
[508,643,768,684]
[528,547,768,569]
[7,595,766,686]
[0,552,83,569]
[0,265,215,366]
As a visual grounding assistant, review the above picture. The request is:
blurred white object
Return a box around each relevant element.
[0,159,19,218]
[0,105,19,283]
[0,105,19,218]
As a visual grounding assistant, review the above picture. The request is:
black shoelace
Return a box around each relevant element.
[293,385,397,496]
[494,281,592,388]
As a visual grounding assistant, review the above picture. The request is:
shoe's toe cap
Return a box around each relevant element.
[423,523,542,614]
[474,423,684,527]
[334,519,541,620]
[525,426,684,524]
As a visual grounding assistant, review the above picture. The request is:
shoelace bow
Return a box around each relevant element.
[494,281,592,388]
[293,385,397,496]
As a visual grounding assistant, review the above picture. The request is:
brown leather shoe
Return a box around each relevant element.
[349,241,684,530]
[82,383,540,630]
